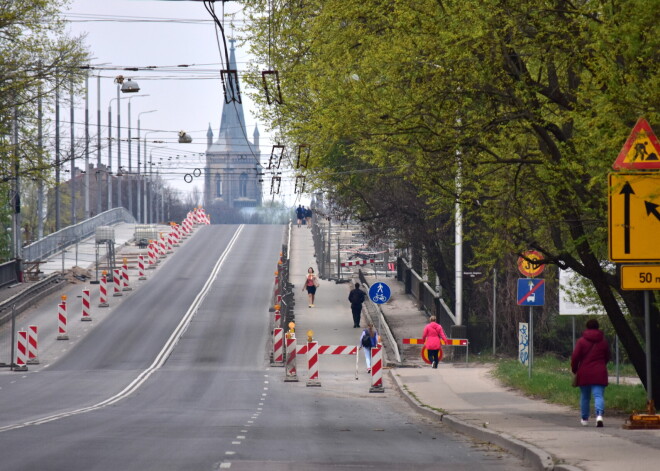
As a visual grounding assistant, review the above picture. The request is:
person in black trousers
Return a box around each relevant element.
[348,282,366,328]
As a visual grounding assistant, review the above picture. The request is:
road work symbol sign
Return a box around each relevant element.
[613,118,660,170]
[517,279,545,306]
[608,173,660,261]
[369,282,391,304]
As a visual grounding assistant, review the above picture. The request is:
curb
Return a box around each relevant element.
[388,370,583,471]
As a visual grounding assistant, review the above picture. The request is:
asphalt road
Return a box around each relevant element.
[0,225,530,470]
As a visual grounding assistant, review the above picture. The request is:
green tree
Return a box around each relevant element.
[241,0,660,403]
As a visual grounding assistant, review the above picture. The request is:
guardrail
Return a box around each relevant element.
[23,208,136,262]
[397,257,456,328]
[0,273,64,326]
[0,260,19,288]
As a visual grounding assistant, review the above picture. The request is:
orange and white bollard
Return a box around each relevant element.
[81,288,92,321]
[57,301,69,340]
[113,269,122,297]
[285,335,298,382]
[27,325,39,364]
[271,328,284,366]
[138,255,147,280]
[306,341,321,387]
[99,273,109,307]
[14,330,28,371]
[369,346,384,393]
[122,260,132,291]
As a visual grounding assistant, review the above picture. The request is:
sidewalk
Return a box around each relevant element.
[289,225,660,471]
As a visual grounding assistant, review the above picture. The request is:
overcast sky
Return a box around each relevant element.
[63,0,300,204]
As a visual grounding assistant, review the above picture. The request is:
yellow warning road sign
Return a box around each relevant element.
[621,265,660,290]
[609,173,660,261]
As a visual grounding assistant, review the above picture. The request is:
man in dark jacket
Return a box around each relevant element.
[571,318,610,427]
[348,283,366,328]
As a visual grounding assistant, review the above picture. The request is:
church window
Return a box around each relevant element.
[239,173,248,197]
[215,173,222,197]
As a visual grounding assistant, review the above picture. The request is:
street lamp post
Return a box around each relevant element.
[113,76,140,211]
[126,96,150,219]
[137,111,157,223]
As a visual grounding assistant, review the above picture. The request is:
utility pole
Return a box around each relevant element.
[96,73,102,215]
[70,79,76,225]
[84,73,90,219]
[55,71,61,231]
[116,82,122,209]
[13,104,23,278]
[128,99,133,216]
[108,102,113,210]
[37,75,44,239]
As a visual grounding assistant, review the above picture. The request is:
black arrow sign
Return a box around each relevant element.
[645,201,660,222]
[620,182,634,254]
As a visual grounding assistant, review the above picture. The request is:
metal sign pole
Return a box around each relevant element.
[528,306,533,378]
[10,304,16,370]
[644,290,653,402]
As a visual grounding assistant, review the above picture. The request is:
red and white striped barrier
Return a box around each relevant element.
[14,330,28,371]
[81,288,92,321]
[57,302,69,340]
[27,325,39,364]
[274,309,281,325]
[166,231,173,253]
[284,336,298,382]
[340,259,383,268]
[306,341,321,387]
[99,274,109,307]
[294,345,358,356]
[113,269,122,297]
[158,236,167,258]
[369,346,384,392]
[172,226,180,246]
[138,255,146,280]
[272,328,284,366]
[147,243,157,268]
[122,262,132,291]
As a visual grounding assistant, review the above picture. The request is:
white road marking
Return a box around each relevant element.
[0,226,245,434]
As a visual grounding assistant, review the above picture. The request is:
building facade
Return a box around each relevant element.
[204,41,262,211]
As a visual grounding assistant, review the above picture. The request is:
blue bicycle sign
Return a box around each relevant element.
[369,282,391,304]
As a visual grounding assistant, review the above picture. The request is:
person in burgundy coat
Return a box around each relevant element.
[571,319,610,427]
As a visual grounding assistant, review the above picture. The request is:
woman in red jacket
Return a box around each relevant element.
[571,319,610,427]
[422,316,449,368]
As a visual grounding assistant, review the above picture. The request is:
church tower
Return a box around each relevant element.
[204,39,262,212]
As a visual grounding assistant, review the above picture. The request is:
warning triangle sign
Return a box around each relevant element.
[613,118,660,170]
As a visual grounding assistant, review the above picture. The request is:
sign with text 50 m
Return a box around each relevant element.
[608,173,660,262]
[621,265,660,290]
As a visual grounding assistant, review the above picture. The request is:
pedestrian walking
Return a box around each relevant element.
[305,206,312,227]
[348,282,366,328]
[571,318,610,427]
[295,205,304,227]
[422,316,449,368]
[300,206,307,225]
[302,267,319,307]
[359,323,379,373]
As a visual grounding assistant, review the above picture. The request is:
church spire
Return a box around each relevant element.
[215,38,249,152]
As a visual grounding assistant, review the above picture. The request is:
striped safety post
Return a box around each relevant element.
[81,288,92,321]
[99,274,109,307]
[284,335,298,382]
[271,328,284,366]
[166,231,174,253]
[27,325,39,364]
[159,236,167,258]
[138,255,147,280]
[147,243,157,269]
[172,225,180,246]
[14,330,28,371]
[369,346,384,393]
[113,269,122,297]
[274,309,281,325]
[57,302,69,340]
[306,341,321,387]
[122,261,132,291]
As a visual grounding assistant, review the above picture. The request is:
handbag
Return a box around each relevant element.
[313,277,320,288]
[571,374,578,388]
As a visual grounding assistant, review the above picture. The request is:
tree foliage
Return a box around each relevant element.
[241,0,660,401]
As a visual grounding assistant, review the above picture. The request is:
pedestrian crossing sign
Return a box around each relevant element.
[613,118,660,170]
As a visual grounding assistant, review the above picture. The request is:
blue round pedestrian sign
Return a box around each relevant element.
[369,282,391,304]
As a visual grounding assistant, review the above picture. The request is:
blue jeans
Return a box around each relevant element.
[363,347,372,368]
[580,385,605,419]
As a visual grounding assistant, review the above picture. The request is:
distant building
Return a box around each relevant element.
[204,40,262,212]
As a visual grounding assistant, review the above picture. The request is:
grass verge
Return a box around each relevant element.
[492,355,647,414]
